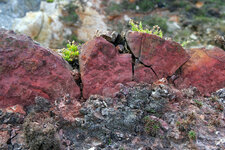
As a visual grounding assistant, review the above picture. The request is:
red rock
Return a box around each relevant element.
[79,37,132,99]
[153,78,168,85]
[0,29,80,108]
[53,101,81,122]
[134,63,158,83]
[126,31,190,79]
[5,104,26,115]
[126,31,143,57]
[174,47,225,95]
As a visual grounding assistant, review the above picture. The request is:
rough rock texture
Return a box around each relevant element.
[61,86,225,150]
[134,62,158,83]
[77,5,108,42]
[175,47,225,95]
[0,0,41,29]
[0,29,80,108]
[126,31,190,79]
[13,1,71,49]
[0,131,10,149]
[0,83,224,150]
[23,112,60,150]
[80,37,132,99]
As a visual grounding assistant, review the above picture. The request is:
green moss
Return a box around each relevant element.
[107,2,123,14]
[140,15,168,33]
[62,41,80,62]
[106,1,136,14]
[60,3,79,23]
[106,0,161,14]
[193,99,203,108]
[137,0,159,12]
[194,16,219,23]
[23,113,60,150]
[188,130,196,140]
[129,20,163,38]
[143,116,161,137]
[46,0,54,3]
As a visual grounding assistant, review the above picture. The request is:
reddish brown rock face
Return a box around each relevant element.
[126,31,190,79]
[134,63,158,83]
[174,47,225,95]
[0,29,80,108]
[80,37,132,99]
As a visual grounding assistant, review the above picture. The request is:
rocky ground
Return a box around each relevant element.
[0,0,224,150]
[0,26,224,149]
[0,84,224,150]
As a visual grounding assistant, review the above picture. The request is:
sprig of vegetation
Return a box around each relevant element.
[143,116,161,137]
[193,99,203,108]
[46,0,54,3]
[188,130,196,140]
[62,41,79,62]
[129,19,163,38]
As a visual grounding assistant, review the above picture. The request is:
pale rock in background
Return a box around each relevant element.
[13,1,71,49]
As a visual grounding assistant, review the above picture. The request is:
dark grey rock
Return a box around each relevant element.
[26,96,51,113]
[216,88,225,99]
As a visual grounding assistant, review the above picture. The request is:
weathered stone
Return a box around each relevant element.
[0,131,10,148]
[174,47,225,95]
[13,1,71,49]
[126,31,190,79]
[134,62,158,83]
[54,94,82,122]
[79,37,132,99]
[0,29,80,108]
[77,6,108,42]
[0,0,41,29]
[23,112,60,150]
[126,31,143,57]
[5,105,26,115]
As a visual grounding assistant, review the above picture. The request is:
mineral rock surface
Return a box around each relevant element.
[126,31,190,79]
[79,37,132,99]
[0,29,80,108]
[175,47,225,95]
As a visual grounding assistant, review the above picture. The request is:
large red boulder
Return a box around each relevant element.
[174,47,225,95]
[126,31,190,79]
[79,37,132,99]
[0,29,80,108]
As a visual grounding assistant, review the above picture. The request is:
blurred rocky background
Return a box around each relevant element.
[0,0,224,49]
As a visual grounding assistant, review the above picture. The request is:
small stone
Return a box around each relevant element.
[5,105,26,115]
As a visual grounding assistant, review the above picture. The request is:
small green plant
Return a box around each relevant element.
[176,121,181,126]
[193,99,203,108]
[180,40,189,47]
[60,4,79,23]
[62,41,79,62]
[129,19,163,38]
[108,138,112,145]
[143,116,161,137]
[188,130,196,140]
[46,0,54,3]
[140,15,168,33]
